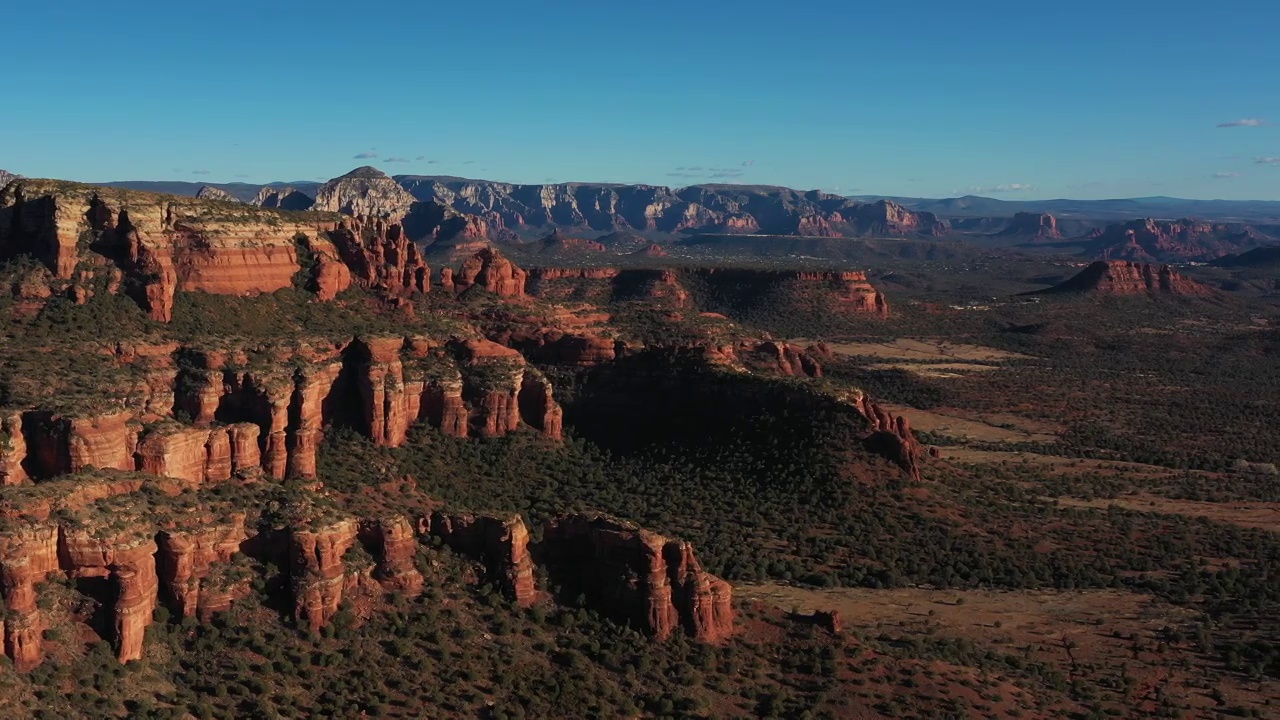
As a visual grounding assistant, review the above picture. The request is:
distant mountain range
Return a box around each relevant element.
[851,194,1280,223]
[3,168,1278,263]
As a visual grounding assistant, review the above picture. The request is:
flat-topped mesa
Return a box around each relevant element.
[0,179,347,321]
[330,216,430,296]
[540,513,734,642]
[311,166,416,219]
[58,522,160,663]
[851,392,923,481]
[156,517,249,619]
[1036,260,1215,296]
[427,511,537,606]
[452,247,527,299]
[0,523,60,669]
[358,516,424,596]
[253,186,315,211]
[794,270,889,315]
[998,212,1061,240]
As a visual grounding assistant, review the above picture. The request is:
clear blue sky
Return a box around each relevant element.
[6,0,1279,200]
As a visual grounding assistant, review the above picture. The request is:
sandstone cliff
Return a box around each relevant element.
[427,511,538,606]
[541,513,734,642]
[0,179,348,321]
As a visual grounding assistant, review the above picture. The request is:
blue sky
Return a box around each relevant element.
[6,0,1279,199]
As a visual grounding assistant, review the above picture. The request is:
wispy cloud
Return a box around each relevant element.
[234,174,250,178]
[741,160,755,167]
[666,172,703,179]
[353,151,378,159]
[1217,118,1267,128]
[965,183,1036,194]
[1257,157,1280,166]
[383,157,410,163]
[191,170,210,175]
[415,156,426,161]
[463,160,475,165]
[1212,172,1241,179]
[427,160,439,164]
[709,170,745,179]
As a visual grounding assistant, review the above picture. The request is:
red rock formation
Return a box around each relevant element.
[518,370,564,440]
[0,412,29,486]
[453,248,527,299]
[631,243,669,258]
[0,523,59,669]
[421,373,469,438]
[750,341,824,378]
[156,518,248,619]
[329,216,429,296]
[228,424,261,475]
[22,411,136,478]
[1091,218,1273,262]
[359,516,424,596]
[289,519,359,633]
[796,271,889,315]
[999,212,1061,240]
[1037,260,1214,296]
[288,361,344,479]
[853,394,922,481]
[136,426,215,484]
[0,180,350,322]
[541,513,734,642]
[428,511,537,606]
[539,334,618,365]
[59,526,159,662]
[357,337,412,448]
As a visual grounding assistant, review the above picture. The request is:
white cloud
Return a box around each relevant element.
[1217,118,1267,128]
[353,151,378,159]
[1212,172,1241,179]
[1257,157,1280,166]
[965,183,1036,194]
[383,157,410,163]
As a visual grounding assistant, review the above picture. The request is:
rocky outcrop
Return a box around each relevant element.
[359,516,424,596]
[795,271,889,315]
[534,230,606,254]
[452,248,527,299]
[749,341,824,378]
[540,513,734,642]
[329,216,430,296]
[518,370,563,440]
[1089,219,1275,262]
[1035,260,1214,296]
[852,394,923,481]
[0,523,59,669]
[632,243,668,258]
[0,412,29,486]
[156,518,248,619]
[312,167,416,219]
[253,186,315,211]
[59,524,159,662]
[998,212,1061,240]
[194,186,239,203]
[0,170,20,189]
[427,512,537,606]
[289,518,359,633]
[0,180,347,322]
